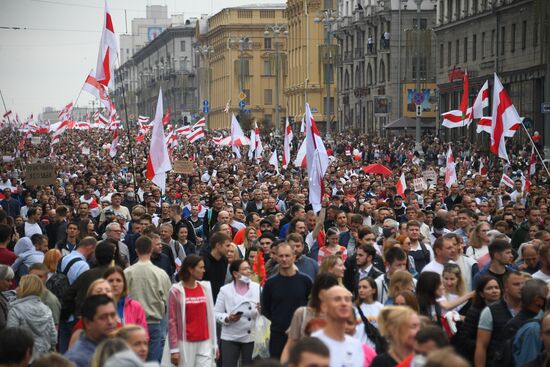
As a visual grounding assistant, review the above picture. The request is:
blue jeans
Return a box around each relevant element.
[58,319,75,354]
[147,322,163,362]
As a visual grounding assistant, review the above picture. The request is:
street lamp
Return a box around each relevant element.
[264,24,288,137]
[314,9,337,141]
[195,44,214,129]
[413,0,437,155]
[229,36,251,122]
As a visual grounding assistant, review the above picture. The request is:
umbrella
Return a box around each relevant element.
[362,163,392,176]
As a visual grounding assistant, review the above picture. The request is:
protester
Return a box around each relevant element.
[114,325,149,362]
[0,327,35,367]
[287,337,330,367]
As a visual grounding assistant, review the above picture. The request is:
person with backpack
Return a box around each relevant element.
[474,270,524,367]
[56,236,97,354]
[502,278,548,366]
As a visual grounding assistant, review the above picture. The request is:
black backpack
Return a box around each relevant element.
[356,305,388,354]
[46,257,83,303]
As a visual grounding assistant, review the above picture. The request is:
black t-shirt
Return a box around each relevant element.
[371,353,398,367]
[488,268,509,291]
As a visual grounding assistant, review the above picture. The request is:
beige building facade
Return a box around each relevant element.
[196,5,288,130]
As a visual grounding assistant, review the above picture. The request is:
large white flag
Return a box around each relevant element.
[231,114,245,158]
[146,88,172,192]
[283,117,293,168]
[305,103,329,212]
[95,0,118,88]
[445,146,457,188]
[491,73,522,162]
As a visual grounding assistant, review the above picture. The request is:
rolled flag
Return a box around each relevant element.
[283,117,293,168]
[193,117,206,129]
[491,73,522,162]
[146,88,172,193]
[445,146,457,188]
[95,0,118,88]
[305,103,329,212]
[269,149,280,175]
[396,172,407,198]
[109,128,118,158]
[187,127,205,143]
[500,172,515,189]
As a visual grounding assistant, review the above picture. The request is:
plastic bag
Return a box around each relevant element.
[252,315,271,359]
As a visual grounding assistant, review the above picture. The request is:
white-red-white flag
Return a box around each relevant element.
[95,0,118,88]
[138,116,149,124]
[58,102,73,122]
[500,172,515,189]
[491,73,522,162]
[248,120,263,162]
[305,103,329,212]
[472,80,489,119]
[529,147,536,177]
[300,116,305,133]
[109,128,118,158]
[187,127,205,143]
[211,136,224,144]
[476,116,492,134]
[294,138,307,168]
[445,146,457,188]
[479,156,488,176]
[396,173,407,198]
[176,125,191,136]
[269,149,279,175]
[231,114,245,158]
[441,108,472,128]
[146,88,172,193]
[283,117,293,168]
[193,117,206,130]
[82,71,111,109]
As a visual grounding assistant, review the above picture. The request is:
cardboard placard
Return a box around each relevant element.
[423,169,437,182]
[172,160,194,174]
[82,147,90,155]
[413,178,428,192]
[25,162,57,186]
[2,156,14,162]
[31,136,41,145]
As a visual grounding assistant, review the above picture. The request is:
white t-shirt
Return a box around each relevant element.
[312,329,364,367]
[358,302,384,328]
[421,260,445,275]
[24,222,43,238]
[533,270,550,283]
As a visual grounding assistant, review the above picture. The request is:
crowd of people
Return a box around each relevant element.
[0,123,549,367]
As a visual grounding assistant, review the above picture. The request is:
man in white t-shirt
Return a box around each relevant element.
[422,236,454,275]
[312,286,364,367]
[533,243,550,283]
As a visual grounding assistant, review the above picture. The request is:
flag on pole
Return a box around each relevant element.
[2,110,12,118]
[269,149,279,175]
[187,127,205,143]
[248,120,263,162]
[441,109,473,128]
[479,156,488,176]
[109,128,118,158]
[529,147,536,177]
[82,71,111,109]
[472,80,489,119]
[300,116,305,133]
[95,0,118,88]
[396,173,407,198]
[500,172,515,189]
[294,138,307,167]
[146,88,172,193]
[283,117,293,168]
[491,73,522,162]
[305,103,329,212]
[58,102,73,121]
[231,114,245,158]
[176,125,191,135]
[445,146,457,188]
[162,109,171,126]
[476,116,492,134]
[138,116,149,124]
[211,136,224,144]
[459,70,469,122]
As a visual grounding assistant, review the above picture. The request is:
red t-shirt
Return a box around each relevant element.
[0,248,16,266]
[184,285,209,342]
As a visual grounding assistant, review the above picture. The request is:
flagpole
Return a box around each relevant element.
[117,68,138,191]
[520,122,550,177]
[0,89,12,125]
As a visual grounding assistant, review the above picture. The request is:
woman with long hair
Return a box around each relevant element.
[103,266,148,333]
[175,225,196,256]
[319,255,346,284]
[163,255,217,367]
[453,276,501,363]
[317,227,348,264]
[280,273,340,364]
[77,218,98,240]
[90,338,129,367]
[43,248,62,279]
[114,325,149,362]
[214,259,261,367]
[386,270,415,305]
[442,263,468,312]
[393,290,420,312]
[7,274,57,361]
[243,226,259,250]
[371,306,421,367]
[416,272,473,324]
[466,222,491,260]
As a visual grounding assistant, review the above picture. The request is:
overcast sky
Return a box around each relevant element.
[0,0,284,119]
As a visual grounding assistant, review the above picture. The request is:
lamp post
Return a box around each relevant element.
[315,9,337,141]
[195,44,214,129]
[229,36,251,122]
[264,24,288,137]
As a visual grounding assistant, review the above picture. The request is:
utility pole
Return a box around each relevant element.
[195,45,214,129]
[414,0,422,154]
[265,24,288,137]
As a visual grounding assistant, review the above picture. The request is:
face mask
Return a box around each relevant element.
[239,275,251,284]
[382,228,393,238]
[127,193,135,199]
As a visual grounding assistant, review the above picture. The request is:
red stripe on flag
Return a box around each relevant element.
[105,13,114,33]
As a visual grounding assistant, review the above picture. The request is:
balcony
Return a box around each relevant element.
[354,48,364,60]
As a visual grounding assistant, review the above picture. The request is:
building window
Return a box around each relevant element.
[501,26,505,55]
[324,0,333,10]
[264,37,272,50]
[264,89,273,105]
[534,22,539,47]
[481,32,485,58]
[264,114,272,123]
[447,41,452,66]
[260,10,275,18]
[237,10,252,18]
[491,29,495,56]
[455,39,459,64]
[472,34,477,60]
[439,44,444,68]
[413,19,428,29]
[412,56,427,80]
[180,41,186,52]
[511,24,516,52]
[522,21,527,49]
[464,37,468,62]
[263,60,272,75]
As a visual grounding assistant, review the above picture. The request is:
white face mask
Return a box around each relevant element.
[238,274,251,284]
